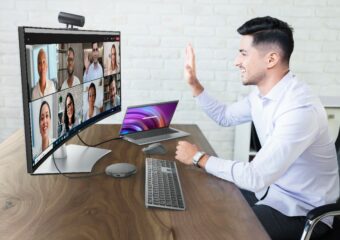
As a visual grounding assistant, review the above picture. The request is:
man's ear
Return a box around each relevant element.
[267,51,280,69]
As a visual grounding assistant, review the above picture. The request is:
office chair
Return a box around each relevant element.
[300,128,340,240]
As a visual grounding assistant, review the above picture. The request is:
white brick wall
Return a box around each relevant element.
[1,0,340,160]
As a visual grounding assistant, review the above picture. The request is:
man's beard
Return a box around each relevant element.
[68,68,74,77]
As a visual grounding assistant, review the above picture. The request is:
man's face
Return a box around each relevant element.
[66,96,74,120]
[109,81,116,103]
[234,35,267,86]
[38,50,48,83]
[92,43,99,64]
[39,104,50,138]
[67,50,75,77]
[88,87,96,107]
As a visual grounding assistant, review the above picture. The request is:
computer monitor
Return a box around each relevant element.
[18,27,122,174]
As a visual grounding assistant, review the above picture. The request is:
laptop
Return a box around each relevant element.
[119,100,190,145]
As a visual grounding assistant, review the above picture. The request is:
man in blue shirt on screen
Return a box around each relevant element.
[175,16,339,240]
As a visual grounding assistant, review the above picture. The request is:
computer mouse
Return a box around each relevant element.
[142,143,167,155]
[105,163,137,178]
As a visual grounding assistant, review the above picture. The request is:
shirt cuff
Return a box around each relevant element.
[205,156,235,182]
[195,89,210,105]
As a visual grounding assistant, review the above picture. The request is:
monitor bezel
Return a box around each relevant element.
[18,26,122,174]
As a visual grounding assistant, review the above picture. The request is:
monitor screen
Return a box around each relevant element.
[18,27,121,173]
[119,101,178,135]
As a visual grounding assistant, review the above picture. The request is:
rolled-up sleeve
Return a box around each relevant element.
[195,90,252,127]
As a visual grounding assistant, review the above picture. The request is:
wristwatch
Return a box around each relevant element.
[192,151,206,167]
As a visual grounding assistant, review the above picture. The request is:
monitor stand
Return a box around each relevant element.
[33,144,111,174]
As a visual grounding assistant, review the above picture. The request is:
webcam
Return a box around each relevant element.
[58,12,85,28]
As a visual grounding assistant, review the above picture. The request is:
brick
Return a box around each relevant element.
[125,47,150,58]
[183,4,214,15]
[150,25,183,36]
[292,61,325,73]
[324,18,340,29]
[130,79,161,89]
[120,25,149,35]
[164,59,185,69]
[151,69,182,81]
[324,63,340,73]
[184,26,215,37]
[196,16,226,27]
[194,37,227,48]
[327,0,340,6]
[161,37,191,48]
[303,52,337,62]
[196,70,214,81]
[129,15,161,25]
[316,8,340,17]
[123,69,150,81]
[162,16,195,26]
[0,65,21,76]
[149,3,181,14]
[322,41,340,51]
[15,1,46,11]
[294,0,327,6]
[214,5,248,16]
[197,60,227,71]
[128,36,160,47]
[161,80,188,91]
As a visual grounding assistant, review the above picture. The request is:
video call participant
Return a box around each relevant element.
[39,101,52,153]
[83,42,103,82]
[105,43,120,76]
[32,48,56,100]
[105,78,120,111]
[61,93,78,135]
[175,16,339,240]
[61,47,80,90]
[83,83,100,121]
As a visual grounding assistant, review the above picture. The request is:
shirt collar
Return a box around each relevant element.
[257,71,294,101]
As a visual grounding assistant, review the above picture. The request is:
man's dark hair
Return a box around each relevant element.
[68,47,75,56]
[91,42,98,49]
[109,75,116,87]
[237,16,294,64]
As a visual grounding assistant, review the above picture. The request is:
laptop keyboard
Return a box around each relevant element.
[145,158,185,210]
[129,128,177,140]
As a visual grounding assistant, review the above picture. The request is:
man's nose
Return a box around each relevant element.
[234,56,241,67]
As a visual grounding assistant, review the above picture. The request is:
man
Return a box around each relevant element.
[83,42,103,82]
[61,47,80,90]
[105,78,120,111]
[175,16,339,240]
[32,48,56,100]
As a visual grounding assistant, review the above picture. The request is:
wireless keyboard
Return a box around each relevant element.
[145,158,185,210]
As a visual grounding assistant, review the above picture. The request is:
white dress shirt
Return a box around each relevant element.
[83,63,103,82]
[32,79,56,100]
[196,72,339,227]
[61,76,80,90]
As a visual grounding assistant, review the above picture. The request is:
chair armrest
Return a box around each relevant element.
[307,203,340,221]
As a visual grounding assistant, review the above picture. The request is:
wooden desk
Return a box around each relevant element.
[0,124,269,240]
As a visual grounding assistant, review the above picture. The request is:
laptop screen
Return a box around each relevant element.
[119,101,178,135]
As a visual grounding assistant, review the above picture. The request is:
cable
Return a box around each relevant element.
[76,133,122,147]
[52,153,105,179]
[52,134,122,179]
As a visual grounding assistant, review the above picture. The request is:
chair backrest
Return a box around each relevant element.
[336,128,340,171]
[335,128,340,203]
